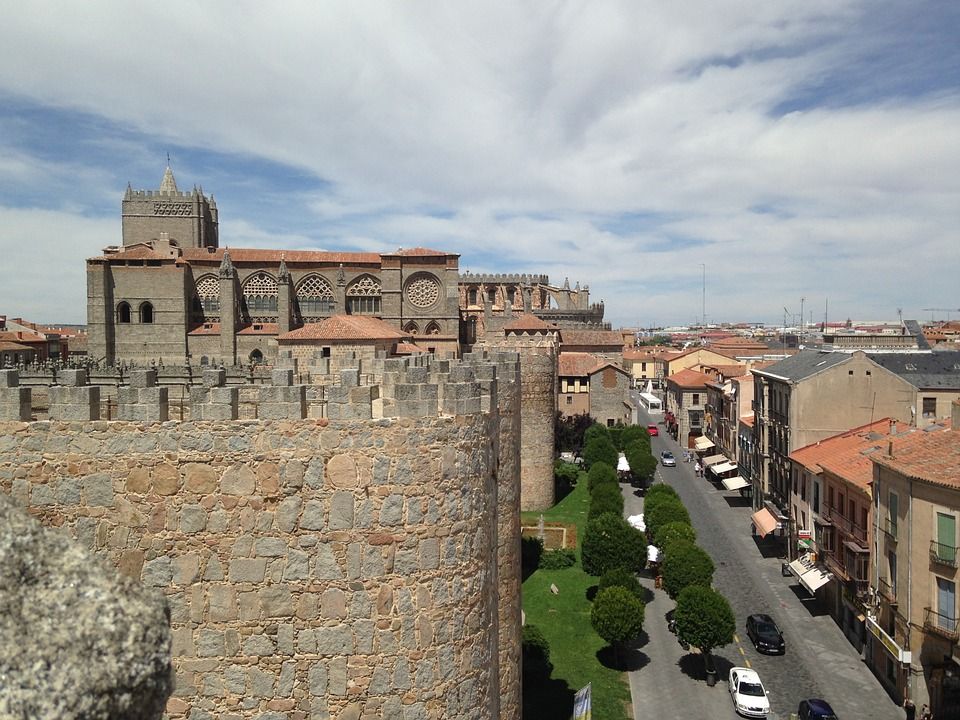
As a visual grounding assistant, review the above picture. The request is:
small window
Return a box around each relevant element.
[922,397,937,418]
[139,302,154,324]
[848,370,854,376]
[566,396,572,405]
[117,302,132,324]
[321,347,331,358]
[866,370,871,376]
[607,419,615,427]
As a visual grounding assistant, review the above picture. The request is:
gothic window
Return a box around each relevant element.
[405,273,441,309]
[487,287,497,305]
[139,302,154,324]
[242,272,278,319]
[346,274,381,315]
[403,321,420,335]
[194,274,220,321]
[508,286,517,306]
[425,321,441,335]
[117,302,131,324]
[468,287,478,305]
[296,274,336,318]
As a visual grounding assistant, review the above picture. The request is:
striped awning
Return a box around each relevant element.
[702,454,727,466]
[722,475,749,491]
[695,436,715,450]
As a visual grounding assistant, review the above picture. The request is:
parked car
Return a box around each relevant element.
[660,451,676,467]
[728,667,770,718]
[647,424,659,437]
[798,699,837,720]
[745,613,785,654]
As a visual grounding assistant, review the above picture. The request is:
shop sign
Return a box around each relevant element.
[798,529,812,539]
[867,616,911,664]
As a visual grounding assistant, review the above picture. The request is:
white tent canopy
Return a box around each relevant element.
[617,454,630,472]
[711,461,739,475]
[722,476,749,491]
[695,436,715,450]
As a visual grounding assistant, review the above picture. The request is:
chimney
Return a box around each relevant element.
[952,399,960,432]
[887,440,894,457]
[890,419,897,435]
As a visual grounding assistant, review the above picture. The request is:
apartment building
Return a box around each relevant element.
[664,368,710,447]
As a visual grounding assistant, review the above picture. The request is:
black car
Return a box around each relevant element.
[745,613,785,654]
[798,698,837,719]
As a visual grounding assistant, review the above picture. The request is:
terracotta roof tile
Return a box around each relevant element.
[559,329,624,347]
[0,341,34,352]
[278,315,406,342]
[557,352,618,377]
[790,419,895,491]
[383,247,455,257]
[180,248,382,265]
[504,313,557,331]
[395,342,426,354]
[666,368,712,388]
[872,421,960,488]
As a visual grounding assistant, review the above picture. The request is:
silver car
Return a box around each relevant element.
[660,451,676,467]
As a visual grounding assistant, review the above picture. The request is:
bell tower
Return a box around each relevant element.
[121,163,219,249]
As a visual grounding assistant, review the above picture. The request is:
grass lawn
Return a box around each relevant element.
[521,478,633,720]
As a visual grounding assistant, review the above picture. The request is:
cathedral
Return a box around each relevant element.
[86,166,605,366]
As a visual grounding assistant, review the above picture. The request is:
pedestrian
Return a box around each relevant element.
[695,461,702,477]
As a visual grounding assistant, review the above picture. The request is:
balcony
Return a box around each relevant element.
[923,607,959,641]
[880,517,898,541]
[877,576,897,604]
[930,540,958,567]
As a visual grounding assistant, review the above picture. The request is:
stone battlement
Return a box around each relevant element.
[459,272,549,284]
[124,187,214,203]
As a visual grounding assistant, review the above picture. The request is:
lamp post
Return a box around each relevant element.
[700,263,706,328]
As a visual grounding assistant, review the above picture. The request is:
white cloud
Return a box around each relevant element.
[0,0,957,327]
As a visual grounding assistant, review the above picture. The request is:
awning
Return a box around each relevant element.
[702,454,727,466]
[711,461,738,475]
[722,475,749,491]
[799,566,832,595]
[752,508,779,538]
[788,558,811,578]
[695,436,715,450]
[617,454,630,472]
[797,538,814,550]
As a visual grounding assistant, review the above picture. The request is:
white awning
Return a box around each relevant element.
[702,454,727,466]
[722,475,749,491]
[628,514,646,532]
[617,454,630,472]
[799,566,832,595]
[788,558,811,579]
[711,461,738,475]
[695,436,715,450]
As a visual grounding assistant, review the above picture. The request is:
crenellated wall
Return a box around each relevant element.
[0,353,524,720]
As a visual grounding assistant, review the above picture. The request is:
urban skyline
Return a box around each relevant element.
[0,1,958,328]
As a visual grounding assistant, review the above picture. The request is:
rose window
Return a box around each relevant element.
[406,274,441,308]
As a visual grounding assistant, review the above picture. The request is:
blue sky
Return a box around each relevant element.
[0,1,958,327]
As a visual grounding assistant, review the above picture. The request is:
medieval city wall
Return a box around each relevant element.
[0,353,525,720]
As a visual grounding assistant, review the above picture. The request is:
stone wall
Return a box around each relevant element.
[0,352,524,720]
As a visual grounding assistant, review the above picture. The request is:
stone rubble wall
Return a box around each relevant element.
[0,351,525,720]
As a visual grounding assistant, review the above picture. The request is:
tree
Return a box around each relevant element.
[626,447,657,484]
[522,624,553,683]
[581,513,646,576]
[660,539,715,599]
[583,422,611,445]
[619,424,649,449]
[643,483,679,505]
[654,521,697,550]
[673,585,736,672]
[645,498,691,539]
[589,482,624,521]
[581,435,618,470]
[591,586,645,659]
[587,461,617,492]
[554,411,593,452]
[598,567,643,599]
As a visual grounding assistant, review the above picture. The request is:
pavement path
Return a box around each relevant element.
[624,404,906,720]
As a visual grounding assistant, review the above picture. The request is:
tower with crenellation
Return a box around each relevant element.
[121,164,219,249]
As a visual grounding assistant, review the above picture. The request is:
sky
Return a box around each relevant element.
[0,1,958,329]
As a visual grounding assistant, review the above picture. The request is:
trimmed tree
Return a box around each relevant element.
[582,434,618,470]
[619,424,649,448]
[643,484,679,507]
[659,539,715,599]
[598,567,643,599]
[673,585,736,674]
[628,449,657,484]
[522,624,553,683]
[587,462,618,492]
[583,422,611,445]
[645,498,691,539]
[581,513,646,576]
[589,482,624,521]
[655,521,697,550]
[591,586,645,661]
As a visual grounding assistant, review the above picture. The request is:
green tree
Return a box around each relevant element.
[673,585,736,672]
[619,424,649,449]
[645,498,691,539]
[589,482,624,521]
[581,513,646,576]
[598,567,643,599]
[554,411,593,452]
[522,624,553,683]
[625,446,657,484]
[643,483,679,506]
[660,539,714,599]
[554,459,580,499]
[582,435,618,470]
[654,521,697,550]
[591,586,645,659]
[583,422,611,445]
[587,461,618,492]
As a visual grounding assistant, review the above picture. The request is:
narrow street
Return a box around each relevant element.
[624,404,906,720]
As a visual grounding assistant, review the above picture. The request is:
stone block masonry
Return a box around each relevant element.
[0,383,516,720]
[0,368,31,421]
[118,369,169,422]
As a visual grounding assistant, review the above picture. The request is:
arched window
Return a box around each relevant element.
[403,321,420,335]
[117,302,131,324]
[139,302,154,324]
[425,321,441,335]
[468,287,478,305]
[487,287,497,305]
[242,272,278,319]
[194,274,220,321]
[249,349,264,364]
[346,275,381,315]
[508,286,517,306]
[296,274,335,319]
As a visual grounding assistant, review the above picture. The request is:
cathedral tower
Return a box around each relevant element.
[121,164,219,249]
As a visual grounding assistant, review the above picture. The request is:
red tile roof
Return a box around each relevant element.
[278,315,406,342]
[789,419,895,492]
[180,248,382,265]
[666,368,712,388]
[383,247,455,257]
[557,352,621,377]
[504,313,557,332]
[0,341,34,352]
[559,329,624,347]
[395,342,426,354]
[872,422,960,488]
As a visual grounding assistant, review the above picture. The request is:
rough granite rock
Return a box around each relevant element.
[0,494,172,719]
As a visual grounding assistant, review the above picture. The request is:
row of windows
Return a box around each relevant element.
[117,302,154,324]
[194,273,383,302]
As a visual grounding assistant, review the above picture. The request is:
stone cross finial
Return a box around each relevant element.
[219,249,235,278]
